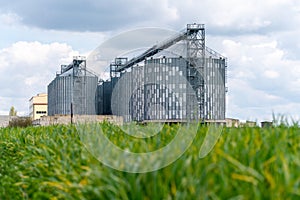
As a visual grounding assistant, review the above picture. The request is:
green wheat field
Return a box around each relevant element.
[0,122,300,199]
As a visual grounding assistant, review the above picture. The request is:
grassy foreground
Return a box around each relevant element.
[0,123,300,199]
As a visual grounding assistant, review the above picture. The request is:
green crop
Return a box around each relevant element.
[0,123,299,199]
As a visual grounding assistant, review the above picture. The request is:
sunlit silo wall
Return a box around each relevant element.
[204,56,226,120]
[110,57,198,122]
[48,74,98,116]
[141,57,191,121]
[101,55,226,122]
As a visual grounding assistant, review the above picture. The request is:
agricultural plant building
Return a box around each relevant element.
[47,24,227,122]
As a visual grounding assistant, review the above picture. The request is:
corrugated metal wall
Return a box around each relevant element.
[204,57,226,120]
[100,56,226,121]
[48,75,98,116]
[143,57,190,121]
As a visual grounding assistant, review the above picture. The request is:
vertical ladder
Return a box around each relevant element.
[186,24,205,121]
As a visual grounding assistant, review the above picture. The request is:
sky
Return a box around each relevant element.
[0,0,299,122]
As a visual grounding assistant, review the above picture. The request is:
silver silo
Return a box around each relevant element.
[48,56,98,116]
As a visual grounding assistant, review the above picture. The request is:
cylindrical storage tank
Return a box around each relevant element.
[48,74,98,116]
[204,57,226,120]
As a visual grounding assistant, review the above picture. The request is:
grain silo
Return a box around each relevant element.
[98,24,227,122]
[48,56,98,116]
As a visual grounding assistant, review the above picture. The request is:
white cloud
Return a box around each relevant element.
[0,0,295,34]
[264,70,279,79]
[0,41,79,115]
[220,34,300,121]
[169,0,300,35]
[0,12,22,26]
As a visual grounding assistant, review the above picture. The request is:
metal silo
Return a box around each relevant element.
[97,24,227,122]
[48,56,98,116]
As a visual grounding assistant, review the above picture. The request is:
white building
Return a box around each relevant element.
[0,115,10,128]
[29,93,48,120]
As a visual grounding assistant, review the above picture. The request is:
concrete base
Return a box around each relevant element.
[33,115,123,126]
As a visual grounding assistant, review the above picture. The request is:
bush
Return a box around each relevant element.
[8,117,32,128]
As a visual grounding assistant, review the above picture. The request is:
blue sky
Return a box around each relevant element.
[0,0,299,122]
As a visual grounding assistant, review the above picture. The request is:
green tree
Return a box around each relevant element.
[9,106,17,116]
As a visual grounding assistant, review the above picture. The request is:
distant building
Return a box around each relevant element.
[29,93,48,120]
[240,121,257,127]
[0,115,10,128]
[205,119,226,126]
[261,121,273,128]
[246,121,257,127]
[226,118,240,127]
